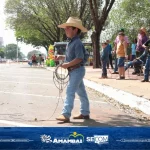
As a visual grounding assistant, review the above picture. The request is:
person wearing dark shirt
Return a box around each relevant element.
[100,42,109,78]
[106,40,113,69]
[140,39,150,82]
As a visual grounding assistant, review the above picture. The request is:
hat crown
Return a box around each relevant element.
[58,16,87,32]
[66,17,82,25]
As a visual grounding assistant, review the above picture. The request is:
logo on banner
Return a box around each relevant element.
[40,134,52,143]
[53,132,84,144]
[40,132,84,144]
[86,135,109,144]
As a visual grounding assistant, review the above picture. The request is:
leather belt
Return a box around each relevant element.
[68,64,83,72]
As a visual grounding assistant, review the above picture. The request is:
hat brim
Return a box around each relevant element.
[58,23,88,33]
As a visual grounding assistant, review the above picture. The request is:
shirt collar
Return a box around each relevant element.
[68,35,79,43]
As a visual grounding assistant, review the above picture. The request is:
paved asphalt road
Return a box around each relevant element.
[0,63,149,127]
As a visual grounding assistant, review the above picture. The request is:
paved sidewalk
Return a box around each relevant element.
[85,66,150,100]
[46,66,150,115]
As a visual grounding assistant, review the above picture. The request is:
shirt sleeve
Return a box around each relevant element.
[125,36,129,44]
[114,36,118,43]
[74,42,84,60]
[144,39,150,46]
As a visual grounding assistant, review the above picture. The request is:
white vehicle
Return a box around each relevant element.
[54,41,93,66]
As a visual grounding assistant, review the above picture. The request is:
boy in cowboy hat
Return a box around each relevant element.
[55,17,90,122]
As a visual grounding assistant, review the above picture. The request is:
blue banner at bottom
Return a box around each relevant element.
[0,127,150,150]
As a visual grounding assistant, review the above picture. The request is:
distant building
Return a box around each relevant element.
[0,37,4,47]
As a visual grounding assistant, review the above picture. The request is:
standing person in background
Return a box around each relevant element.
[31,54,37,66]
[100,42,109,79]
[116,32,128,79]
[112,28,129,74]
[131,38,137,68]
[140,38,150,82]
[136,27,148,58]
[38,54,43,67]
[106,40,113,69]
[41,55,45,67]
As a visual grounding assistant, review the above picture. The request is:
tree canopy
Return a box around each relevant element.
[89,0,115,68]
[0,47,5,58]
[4,44,24,60]
[102,0,150,43]
[5,0,92,51]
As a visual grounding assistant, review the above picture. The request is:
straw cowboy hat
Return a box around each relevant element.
[58,17,88,32]
[139,27,147,34]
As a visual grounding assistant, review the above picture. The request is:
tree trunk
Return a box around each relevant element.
[91,31,101,68]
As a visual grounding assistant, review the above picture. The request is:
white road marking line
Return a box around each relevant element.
[0,75,52,80]
[0,81,53,86]
[1,72,51,76]
[0,90,107,104]
[0,120,38,127]
[0,91,57,98]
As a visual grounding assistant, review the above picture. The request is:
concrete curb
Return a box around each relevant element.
[84,79,150,115]
[46,67,150,115]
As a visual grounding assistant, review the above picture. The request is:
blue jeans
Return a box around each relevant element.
[125,59,143,71]
[114,58,118,72]
[117,57,125,67]
[102,61,107,77]
[144,56,150,81]
[131,55,136,61]
[62,66,90,118]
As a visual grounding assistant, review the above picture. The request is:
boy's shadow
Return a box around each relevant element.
[70,119,109,126]
[57,118,109,126]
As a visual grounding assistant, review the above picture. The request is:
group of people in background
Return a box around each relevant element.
[100,27,150,82]
[29,54,45,67]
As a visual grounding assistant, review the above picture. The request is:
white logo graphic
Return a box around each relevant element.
[52,138,83,144]
[40,134,52,143]
[86,135,109,144]
[40,132,84,144]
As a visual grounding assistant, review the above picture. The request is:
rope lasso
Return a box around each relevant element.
[48,62,69,120]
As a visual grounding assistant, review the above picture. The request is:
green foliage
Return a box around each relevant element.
[5,0,92,51]
[0,47,5,58]
[3,44,23,60]
[106,0,150,44]
[84,46,92,52]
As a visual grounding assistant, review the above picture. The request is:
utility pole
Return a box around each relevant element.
[16,39,18,63]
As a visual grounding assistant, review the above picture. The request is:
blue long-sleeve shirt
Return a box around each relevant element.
[101,45,109,62]
[108,44,112,55]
